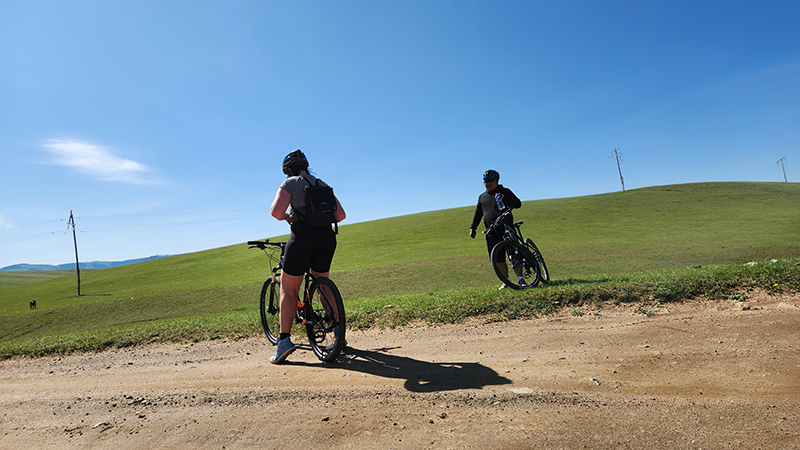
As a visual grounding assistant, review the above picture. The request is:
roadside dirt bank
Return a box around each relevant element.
[2,291,799,449]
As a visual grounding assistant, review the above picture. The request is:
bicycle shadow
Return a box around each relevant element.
[329,346,512,393]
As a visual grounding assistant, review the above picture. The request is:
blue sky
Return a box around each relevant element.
[1,0,799,268]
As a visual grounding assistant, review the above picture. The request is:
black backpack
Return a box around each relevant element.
[299,176,338,232]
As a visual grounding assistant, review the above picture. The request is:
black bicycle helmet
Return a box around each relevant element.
[282,149,308,174]
[483,169,499,182]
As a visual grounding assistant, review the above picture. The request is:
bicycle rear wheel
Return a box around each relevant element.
[259,276,280,345]
[304,276,346,363]
[525,238,550,283]
[491,239,540,289]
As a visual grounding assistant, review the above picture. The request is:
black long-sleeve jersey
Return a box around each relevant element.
[470,184,522,230]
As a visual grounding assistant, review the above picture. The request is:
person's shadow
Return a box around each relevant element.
[329,346,512,392]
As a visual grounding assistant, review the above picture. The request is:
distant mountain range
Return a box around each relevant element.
[0,255,171,271]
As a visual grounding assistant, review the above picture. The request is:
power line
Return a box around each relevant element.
[1,219,65,230]
[0,231,69,243]
[0,212,273,244]
[78,208,263,220]
[0,208,265,231]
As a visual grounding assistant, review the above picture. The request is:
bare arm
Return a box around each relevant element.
[334,196,346,223]
[270,188,292,223]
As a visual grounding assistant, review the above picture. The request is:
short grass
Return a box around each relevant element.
[0,270,75,289]
[3,258,797,359]
[1,182,798,358]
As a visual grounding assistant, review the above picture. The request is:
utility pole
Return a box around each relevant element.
[612,148,625,192]
[777,157,787,183]
[67,211,81,296]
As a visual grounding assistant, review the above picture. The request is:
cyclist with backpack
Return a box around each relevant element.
[268,149,346,363]
[469,169,523,289]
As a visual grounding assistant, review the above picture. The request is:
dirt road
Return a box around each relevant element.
[2,291,799,449]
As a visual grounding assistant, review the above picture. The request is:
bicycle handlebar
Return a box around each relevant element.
[487,207,516,229]
[247,239,286,250]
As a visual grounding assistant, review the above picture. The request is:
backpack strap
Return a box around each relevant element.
[299,174,314,188]
[290,175,310,221]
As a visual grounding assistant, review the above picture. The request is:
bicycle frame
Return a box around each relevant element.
[488,208,526,245]
[256,241,317,326]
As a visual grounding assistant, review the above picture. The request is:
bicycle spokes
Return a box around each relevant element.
[492,239,539,289]
[267,285,279,315]
[305,276,346,363]
[318,287,338,322]
[508,248,527,274]
[259,277,281,345]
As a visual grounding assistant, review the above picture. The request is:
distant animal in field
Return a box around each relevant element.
[30,300,37,309]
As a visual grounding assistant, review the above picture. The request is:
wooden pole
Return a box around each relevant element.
[68,211,81,296]
[777,157,787,183]
[612,148,625,192]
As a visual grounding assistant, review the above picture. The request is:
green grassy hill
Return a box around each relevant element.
[2,182,799,356]
[0,270,76,290]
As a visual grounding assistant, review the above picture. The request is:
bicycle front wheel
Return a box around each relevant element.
[259,276,280,345]
[491,239,540,289]
[304,276,346,363]
[525,238,550,283]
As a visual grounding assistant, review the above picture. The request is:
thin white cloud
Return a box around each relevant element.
[694,58,800,101]
[43,139,163,185]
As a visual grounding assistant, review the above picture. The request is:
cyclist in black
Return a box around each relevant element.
[268,150,346,363]
[469,169,523,289]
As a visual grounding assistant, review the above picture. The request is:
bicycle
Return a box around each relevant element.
[247,239,346,363]
[485,208,550,289]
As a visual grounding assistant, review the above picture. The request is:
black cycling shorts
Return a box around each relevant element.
[282,222,337,277]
